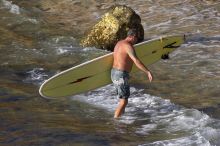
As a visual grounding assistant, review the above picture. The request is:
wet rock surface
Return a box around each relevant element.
[80,5,144,51]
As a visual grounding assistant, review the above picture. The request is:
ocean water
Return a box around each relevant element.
[0,0,220,145]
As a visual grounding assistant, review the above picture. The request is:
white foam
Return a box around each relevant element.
[82,47,99,52]
[200,127,220,143]
[23,68,48,85]
[141,132,211,146]
[71,85,220,145]
[136,124,157,135]
[56,47,69,54]
[27,18,38,24]
[2,0,20,14]
[165,109,210,132]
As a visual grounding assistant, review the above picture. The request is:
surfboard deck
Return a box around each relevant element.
[39,35,185,98]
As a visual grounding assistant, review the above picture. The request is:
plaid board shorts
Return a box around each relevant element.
[111,68,130,99]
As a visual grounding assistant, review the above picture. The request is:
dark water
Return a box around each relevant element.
[0,0,220,145]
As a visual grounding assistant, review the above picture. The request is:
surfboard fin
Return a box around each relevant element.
[161,54,169,60]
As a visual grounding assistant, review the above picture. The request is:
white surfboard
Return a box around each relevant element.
[39,35,185,98]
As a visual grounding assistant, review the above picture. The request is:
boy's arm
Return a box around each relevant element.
[126,45,153,82]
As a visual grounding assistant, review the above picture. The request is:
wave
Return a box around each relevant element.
[72,85,220,145]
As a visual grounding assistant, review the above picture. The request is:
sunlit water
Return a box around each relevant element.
[0,0,220,145]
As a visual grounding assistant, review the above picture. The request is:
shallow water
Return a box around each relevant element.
[0,0,220,145]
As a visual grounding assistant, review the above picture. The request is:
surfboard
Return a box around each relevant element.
[39,35,185,98]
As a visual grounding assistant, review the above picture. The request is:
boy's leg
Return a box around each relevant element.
[114,98,128,118]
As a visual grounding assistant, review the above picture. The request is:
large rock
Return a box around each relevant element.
[80,5,144,51]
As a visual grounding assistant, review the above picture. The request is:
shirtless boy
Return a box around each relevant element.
[111,29,153,118]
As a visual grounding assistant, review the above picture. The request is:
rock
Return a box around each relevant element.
[80,5,144,51]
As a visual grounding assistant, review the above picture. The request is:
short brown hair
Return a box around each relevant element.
[127,29,137,37]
